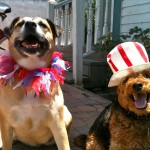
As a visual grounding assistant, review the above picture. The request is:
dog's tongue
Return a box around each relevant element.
[134,93,147,109]
[22,40,40,49]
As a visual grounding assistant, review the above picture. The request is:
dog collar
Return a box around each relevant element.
[0,51,70,97]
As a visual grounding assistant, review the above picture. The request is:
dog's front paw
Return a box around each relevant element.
[0,140,2,149]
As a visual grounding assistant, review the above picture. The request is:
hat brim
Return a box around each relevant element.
[108,63,150,87]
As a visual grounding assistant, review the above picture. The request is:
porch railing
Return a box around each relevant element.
[53,0,114,53]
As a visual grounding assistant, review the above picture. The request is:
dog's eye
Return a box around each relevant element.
[122,77,129,84]
[17,21,25,27]
[144,74,150,78]
[143,72,150,78]
[39,22,47,28]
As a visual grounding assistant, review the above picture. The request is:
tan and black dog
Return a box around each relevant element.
[75,42,150,150]
[0,17,72,150]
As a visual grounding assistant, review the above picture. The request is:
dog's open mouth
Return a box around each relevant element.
[21,36,41,49]
[130,93,149,109]
[15,35,49,56]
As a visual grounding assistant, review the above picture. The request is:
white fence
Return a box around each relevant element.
[54,0,114,53]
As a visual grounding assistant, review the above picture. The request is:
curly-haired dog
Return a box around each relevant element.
[75,42,150,150]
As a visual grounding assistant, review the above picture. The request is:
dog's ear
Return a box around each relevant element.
[3,17,20,37]
[46,19,63,39]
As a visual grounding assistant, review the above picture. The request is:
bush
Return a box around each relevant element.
[93,32,123,52]
[120,26,150,50]
[93,26,150,53]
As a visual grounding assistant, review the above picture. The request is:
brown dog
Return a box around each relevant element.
[75,70,150,150]
[75,42,150,150]
[0,17,72,150]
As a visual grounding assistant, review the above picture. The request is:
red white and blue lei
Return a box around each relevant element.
[0,51,70,97]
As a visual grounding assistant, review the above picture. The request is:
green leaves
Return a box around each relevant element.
[129,26,150,49]
[129,26,142,35]
[93,26,150,53]
[93,32,123,52]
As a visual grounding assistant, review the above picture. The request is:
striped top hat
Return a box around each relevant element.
[107,42,150,87]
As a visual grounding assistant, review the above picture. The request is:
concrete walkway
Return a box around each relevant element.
[11,83,111,150]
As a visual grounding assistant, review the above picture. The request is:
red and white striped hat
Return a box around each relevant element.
[107,42,150,87]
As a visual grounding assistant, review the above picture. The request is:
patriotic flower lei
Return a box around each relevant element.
[0,51,70,97]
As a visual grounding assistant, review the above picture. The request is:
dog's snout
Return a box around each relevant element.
[132,82,143,92]
[25,21,37,29]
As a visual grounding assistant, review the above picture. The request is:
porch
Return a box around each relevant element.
[50,0,119,89]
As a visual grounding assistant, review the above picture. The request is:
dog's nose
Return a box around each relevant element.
[132,82,143,92]
[25,21,37,29]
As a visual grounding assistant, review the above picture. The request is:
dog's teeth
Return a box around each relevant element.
[22,42,39,49]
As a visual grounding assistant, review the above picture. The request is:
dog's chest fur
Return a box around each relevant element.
[18,55,46,70]
[0,83,63,145]
[109,104,150,149]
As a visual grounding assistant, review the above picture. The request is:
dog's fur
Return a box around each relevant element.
[0,17,72,150]
[75,69,150,150]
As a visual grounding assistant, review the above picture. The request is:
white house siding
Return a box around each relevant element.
[120,0,150,34]
[0,0,49,29]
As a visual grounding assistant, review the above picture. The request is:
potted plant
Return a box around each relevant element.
[93,32,123,53]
